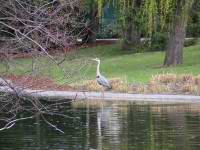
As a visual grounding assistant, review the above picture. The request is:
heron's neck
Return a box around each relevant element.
[96,61,100,76]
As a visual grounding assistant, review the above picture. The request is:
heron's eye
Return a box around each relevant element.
[96,75,99,78]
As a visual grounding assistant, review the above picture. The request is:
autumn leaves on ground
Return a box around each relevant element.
[1,44,200,95]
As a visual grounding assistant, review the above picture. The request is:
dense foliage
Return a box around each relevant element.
[96,0,199,44]
[187,0,200,37]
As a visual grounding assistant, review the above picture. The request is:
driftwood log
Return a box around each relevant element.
[0,85,200,103]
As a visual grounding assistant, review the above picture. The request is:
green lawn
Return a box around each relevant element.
[1,44,200,84]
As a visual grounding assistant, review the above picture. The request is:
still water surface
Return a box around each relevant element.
[0,101,200,150]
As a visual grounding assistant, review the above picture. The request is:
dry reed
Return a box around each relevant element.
[71,74,200,95]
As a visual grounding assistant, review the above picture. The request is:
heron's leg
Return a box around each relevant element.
[101,88,104,99]
[83,91,87,100]
[102,88,105,99]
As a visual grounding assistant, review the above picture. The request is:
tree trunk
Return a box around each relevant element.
[121,0,142,51]
[87,6,98,43]
[164,1,192,66]
[164,17,186,66]
[82,5,98,44]
[122,18,141,51]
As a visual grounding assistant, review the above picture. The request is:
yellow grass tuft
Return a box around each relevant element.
[150,74,200,95]
[110,78,129,93]
[71,80,102,91]
[194,75,200,85]
[71,74,200,95]
[72,100,108,108]
[150,73,178,84]
[181,83,193,93]
[72,100,131,110]
[71,77,129,92]
[147,83,171,93]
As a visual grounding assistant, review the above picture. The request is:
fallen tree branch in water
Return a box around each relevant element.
[0,116,34,131]
[41,114,65,134]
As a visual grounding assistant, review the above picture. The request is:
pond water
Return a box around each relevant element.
[0,101,200,150]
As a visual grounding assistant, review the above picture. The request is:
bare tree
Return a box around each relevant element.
[0,0,87,133]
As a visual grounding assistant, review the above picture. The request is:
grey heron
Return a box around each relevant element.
[92,58,112,90]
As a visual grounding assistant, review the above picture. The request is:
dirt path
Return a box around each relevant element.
[5,75,73,91]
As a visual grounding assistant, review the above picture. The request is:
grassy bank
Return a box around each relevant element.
[0,44,200,84]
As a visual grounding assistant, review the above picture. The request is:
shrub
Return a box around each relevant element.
[97,23,120,39]
[184,38,198,47]
[150,32,167,51]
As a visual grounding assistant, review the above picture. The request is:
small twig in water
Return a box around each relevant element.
[0,116,34,131]
[41,114,65,134]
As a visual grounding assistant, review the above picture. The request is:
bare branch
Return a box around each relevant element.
[0,116,34,131]
[0,0,86,133]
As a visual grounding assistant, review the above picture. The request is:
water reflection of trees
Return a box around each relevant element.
[0,103,200,150]
[89,103,200,150]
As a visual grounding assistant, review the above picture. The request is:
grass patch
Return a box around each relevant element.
[63,43,200,84]
[0,44,200,85]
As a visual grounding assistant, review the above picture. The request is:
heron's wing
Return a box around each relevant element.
[96,75,111,88]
